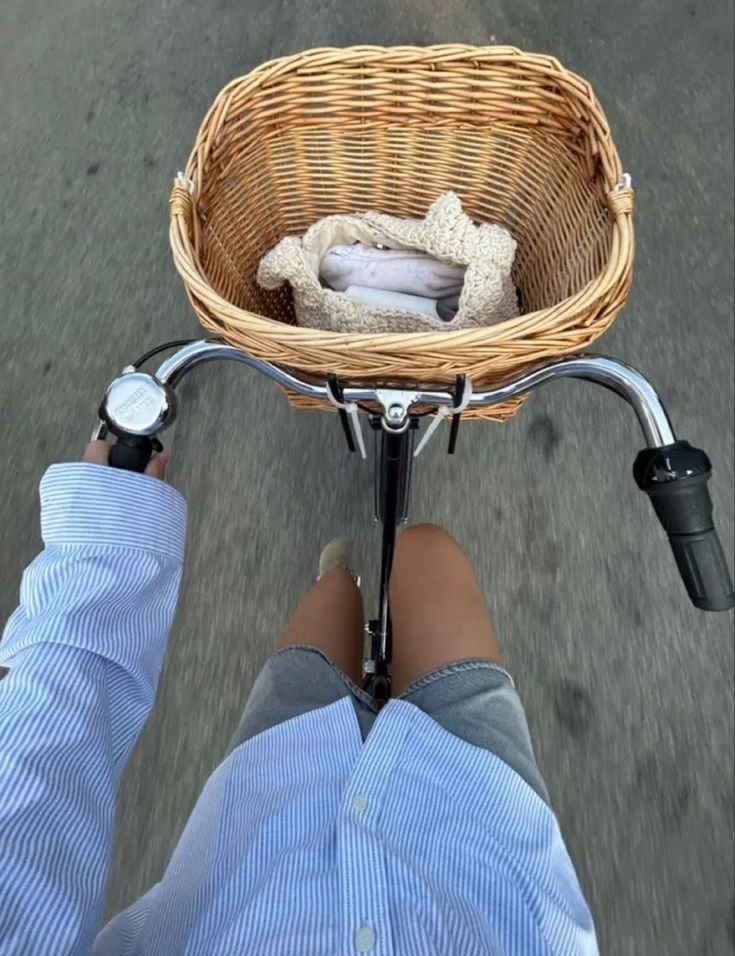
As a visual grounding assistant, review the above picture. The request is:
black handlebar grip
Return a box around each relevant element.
[634,441,734,612]
[108,435,155,473]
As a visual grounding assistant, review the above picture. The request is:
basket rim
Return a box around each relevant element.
[189,44,625,186]
[170,44,634,356]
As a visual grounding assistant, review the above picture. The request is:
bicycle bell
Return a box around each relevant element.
[99,369,176,438]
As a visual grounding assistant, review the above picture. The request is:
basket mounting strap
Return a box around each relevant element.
[607,173,634,217]
[169,172,196,224]
[326,374,367,459]
[413,375,473,458]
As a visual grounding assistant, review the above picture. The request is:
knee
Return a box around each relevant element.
[394,523,458,561]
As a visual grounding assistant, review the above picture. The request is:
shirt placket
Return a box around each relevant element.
[338,710,410,955]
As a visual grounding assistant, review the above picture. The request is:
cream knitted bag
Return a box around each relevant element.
[257,192,519,334]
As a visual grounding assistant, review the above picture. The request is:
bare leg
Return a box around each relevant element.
[389,524,501,695]
[277,570,364,685]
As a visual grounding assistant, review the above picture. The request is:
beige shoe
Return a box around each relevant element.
[318,538,357,582]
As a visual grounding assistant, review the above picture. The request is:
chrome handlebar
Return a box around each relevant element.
[94,339,735,613]
[96,338,676,449]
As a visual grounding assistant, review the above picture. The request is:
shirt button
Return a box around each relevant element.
[355,923,376,951]
[352,793,368,812]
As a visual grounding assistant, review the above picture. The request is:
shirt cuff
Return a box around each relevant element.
[40,463,187,560]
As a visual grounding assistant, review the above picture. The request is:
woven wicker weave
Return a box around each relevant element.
[169,45,634,421]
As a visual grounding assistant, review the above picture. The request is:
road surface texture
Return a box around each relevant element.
[1,1,733,953]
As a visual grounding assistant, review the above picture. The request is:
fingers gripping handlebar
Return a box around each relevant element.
[108,435,159,473]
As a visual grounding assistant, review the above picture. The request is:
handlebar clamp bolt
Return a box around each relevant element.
[386,404,406,425]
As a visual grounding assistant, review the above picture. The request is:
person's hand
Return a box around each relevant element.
[82,440,170,480]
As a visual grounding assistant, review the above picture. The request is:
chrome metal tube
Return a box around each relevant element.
[154,340,327,394]
[465,356,676,448]
[152,341,675,448]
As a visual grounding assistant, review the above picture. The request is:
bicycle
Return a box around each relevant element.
[94,339,734,702]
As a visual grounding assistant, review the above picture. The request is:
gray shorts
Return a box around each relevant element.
[231,645,549,804]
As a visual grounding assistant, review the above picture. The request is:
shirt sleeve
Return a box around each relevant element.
[0,462,187,956]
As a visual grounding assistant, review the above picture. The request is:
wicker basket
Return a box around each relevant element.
[169,45,634,421]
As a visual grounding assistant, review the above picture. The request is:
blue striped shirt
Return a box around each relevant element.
[0,463,597,955]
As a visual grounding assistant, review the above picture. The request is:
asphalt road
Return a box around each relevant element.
[1,1,733,953]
